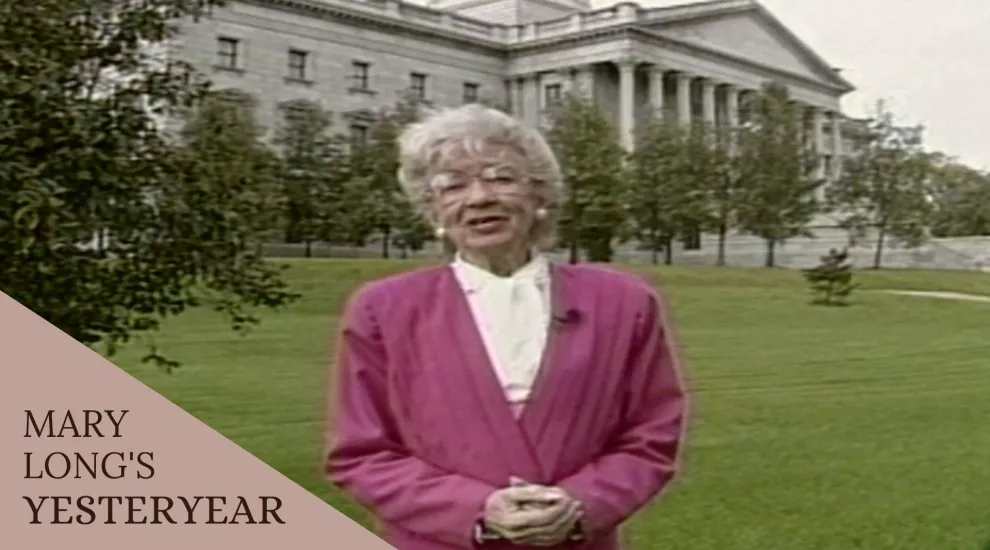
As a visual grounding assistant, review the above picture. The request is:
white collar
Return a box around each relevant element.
[451,252,550,294]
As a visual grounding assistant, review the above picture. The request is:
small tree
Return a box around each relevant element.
[545,92,629,263]
[704,123,748,266]
[828,100,935,269]
[803,248,857,306]
[736,81,824,267]
[627,113,714,265]
[627,113,685,264]
[272,99,350,256]
[347,91,432,258]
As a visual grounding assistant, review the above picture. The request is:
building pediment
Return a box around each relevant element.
[637,2,853,92]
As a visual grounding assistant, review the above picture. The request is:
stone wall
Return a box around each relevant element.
[261,231,990,271]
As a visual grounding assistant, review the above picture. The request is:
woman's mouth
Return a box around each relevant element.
[466,215,509,233]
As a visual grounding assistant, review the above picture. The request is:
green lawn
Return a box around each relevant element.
[109,260,990,549]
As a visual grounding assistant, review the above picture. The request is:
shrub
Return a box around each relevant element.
[803,248,857,306]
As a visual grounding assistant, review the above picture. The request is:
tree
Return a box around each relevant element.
[735,82,824,267]
[176,89,285,242]
[545,93,629,263]
[348,92,433,258]
[827,100,936,269]
[0,0,298,369]
[928,159,990,237]
[803,248,856,306]
[627,112,708,264]
[272,99,351,256]
[704,123,749,266]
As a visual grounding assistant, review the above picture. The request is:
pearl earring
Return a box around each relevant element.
[434,226,446,238]
[535,207,548,220]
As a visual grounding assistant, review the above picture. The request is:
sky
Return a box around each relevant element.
[589,0,990,169]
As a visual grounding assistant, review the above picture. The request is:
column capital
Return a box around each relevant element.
[616,55,638,69]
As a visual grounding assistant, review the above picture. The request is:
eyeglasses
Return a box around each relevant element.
[429,170,528,199]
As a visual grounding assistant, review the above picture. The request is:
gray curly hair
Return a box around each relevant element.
[396,103,564,250]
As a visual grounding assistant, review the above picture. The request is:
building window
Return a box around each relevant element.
[682,226,702,251]
[349,124,368,145]
[690,85,703,120]
[544,84,562,107]
[216,37,239,69]
[463,82,479,104]
[410,73,427,100]
[351,61,369,90]
[286,49,308,80]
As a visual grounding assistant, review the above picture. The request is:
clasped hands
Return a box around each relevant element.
[482,476,583,546]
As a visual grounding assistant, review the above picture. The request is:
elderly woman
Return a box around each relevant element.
[325,104,687,550]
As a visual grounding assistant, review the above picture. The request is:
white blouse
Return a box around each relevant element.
[450,254,551,408]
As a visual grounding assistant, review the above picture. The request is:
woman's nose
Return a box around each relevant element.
[463,180,497,203]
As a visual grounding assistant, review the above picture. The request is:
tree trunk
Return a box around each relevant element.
[716,221,727,266]
[304,240,312,258]
[664,235,673,265]
[873,225,887,269]
[586,238,612,263]
[764,239,776,267]
[651,242,660,264]
[568,240,579,264]
[381,227,391,259]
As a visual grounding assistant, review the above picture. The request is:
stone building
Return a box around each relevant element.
[171,0,872,266]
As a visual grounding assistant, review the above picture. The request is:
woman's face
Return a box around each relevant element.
[428,140,541,258]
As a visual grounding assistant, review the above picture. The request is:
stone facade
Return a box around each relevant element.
[168,0,889,265]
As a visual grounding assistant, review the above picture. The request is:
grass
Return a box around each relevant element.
[108,260,990,549]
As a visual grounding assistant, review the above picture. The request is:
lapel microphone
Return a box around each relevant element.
[551,308,581,328]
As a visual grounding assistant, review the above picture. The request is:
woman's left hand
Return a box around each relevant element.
[503,477,585,546]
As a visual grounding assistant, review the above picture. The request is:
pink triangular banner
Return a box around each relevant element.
[0,291,395,549]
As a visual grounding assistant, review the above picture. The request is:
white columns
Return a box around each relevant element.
[571,64,595,100]
[676,72,692,125]
[527,73,541,127]
[618,58,636,151]
[701,79,716,124]
[512,78,524,119]
[648,65,665,118]
[811,107,826,154]
[725,85,740,127]
[830,111,842,179]
[808,107,827,202]
[810,107,826,180]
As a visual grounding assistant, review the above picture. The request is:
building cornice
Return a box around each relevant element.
[237,0,851,94]
[506,26,629,54]
[243,0,508,55]
[632,27,850,95]
[631,2,853,92]
[506,25,848,95]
